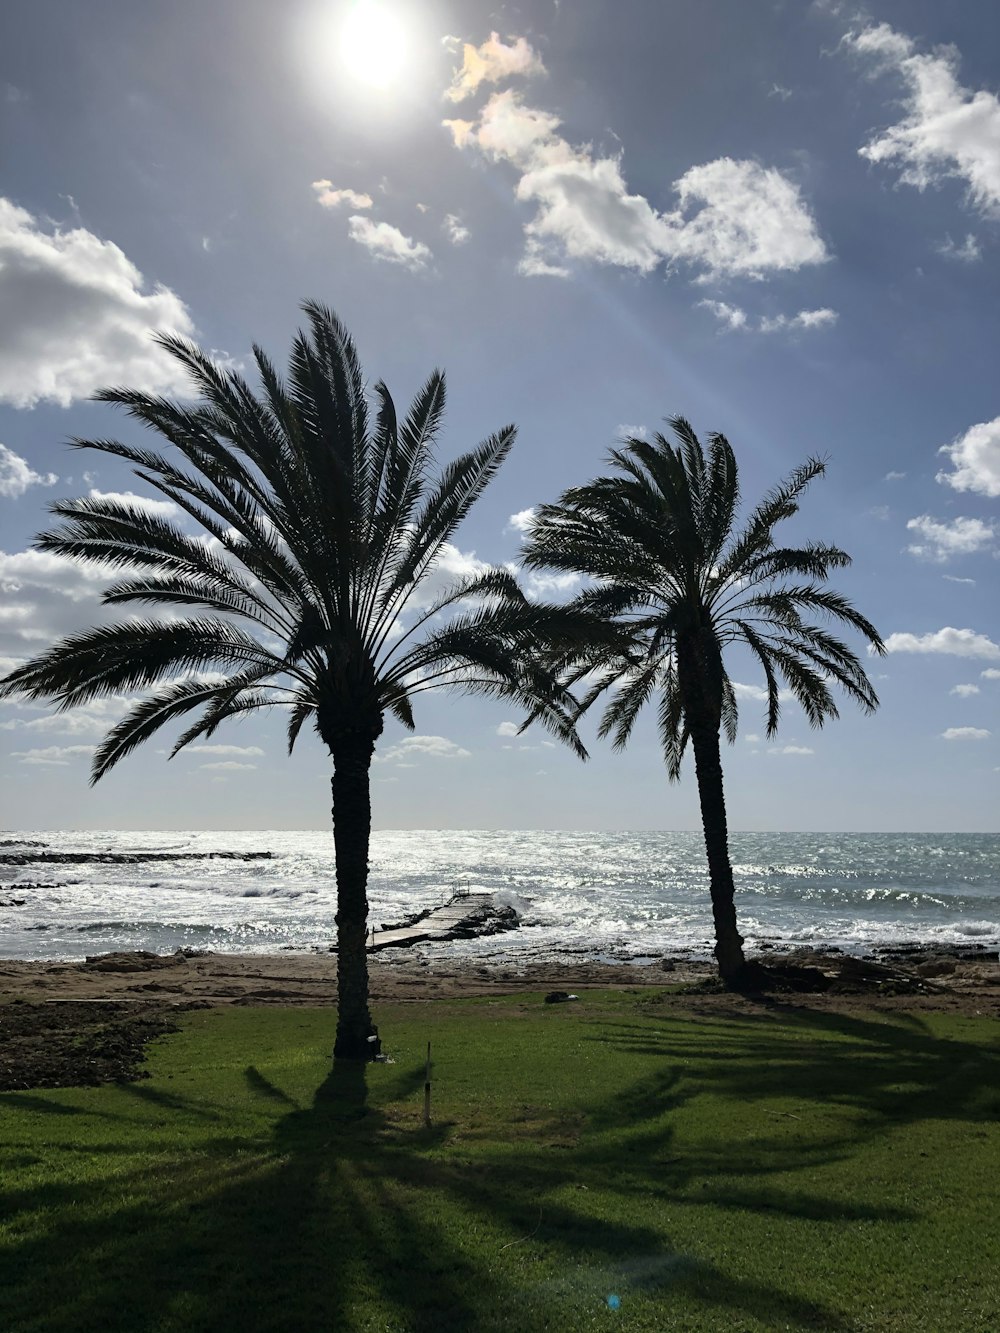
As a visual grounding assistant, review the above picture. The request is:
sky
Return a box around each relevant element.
[1,0,998,833]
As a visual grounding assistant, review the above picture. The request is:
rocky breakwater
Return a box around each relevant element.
[353,892,523,952]
[0,851,273,866]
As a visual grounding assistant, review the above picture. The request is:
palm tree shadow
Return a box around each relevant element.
[12,1001,982,1332]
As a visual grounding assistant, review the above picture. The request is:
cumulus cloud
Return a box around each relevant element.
[198,760,258,771]
[311,180,373,210]
[0,548,113,658]
[445,91,827,281]
[0,197,196,407]
[443,213,470,244]
[936,417,1000,498]
[513,567,583,601]
[758,307,838,333]
[0,444,57,498]
[87,488,180,520]
[937,233,981,262]
[701,303,837,334]
[377,735,471,763]
[884,470,906,481]
[12,743,95,765]
[844,23,1000,216]
[506,507,537,534]
[346,216,431,270]
[950,684,980,697]
[699,300,748,331]
[768,744,814,756]
[445,32,546,103]
[905,514,996,561]
[941,727,990,741]
[883,627,1000,660]
[496,721,520,737]
[981,669,1000,680]
[732,681,794,702]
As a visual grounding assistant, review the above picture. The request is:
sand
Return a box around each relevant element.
[0,945,997,1014]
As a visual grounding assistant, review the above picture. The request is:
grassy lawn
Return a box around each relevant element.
[1,991,998,1332]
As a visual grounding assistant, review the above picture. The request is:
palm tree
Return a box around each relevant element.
[0,302,587,1059]
[521,419,885,983]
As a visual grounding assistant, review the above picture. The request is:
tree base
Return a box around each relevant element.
[333,1025,381,1062]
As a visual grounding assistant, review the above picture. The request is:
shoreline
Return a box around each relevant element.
[0,940,996,1012]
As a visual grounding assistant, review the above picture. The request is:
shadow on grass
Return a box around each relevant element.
[1,1001,996,1332]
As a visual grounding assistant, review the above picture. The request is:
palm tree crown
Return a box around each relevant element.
[522,418,885,979]
[0,302,584,1055]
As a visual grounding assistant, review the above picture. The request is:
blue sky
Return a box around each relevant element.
[1,0,998,832]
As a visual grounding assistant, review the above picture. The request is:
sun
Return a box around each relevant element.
[340,1,408,91]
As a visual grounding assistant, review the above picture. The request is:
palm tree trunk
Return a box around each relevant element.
[689,721,746,982]
[330,733,380,1061]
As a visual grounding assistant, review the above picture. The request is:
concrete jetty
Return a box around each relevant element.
[366,892,520,952]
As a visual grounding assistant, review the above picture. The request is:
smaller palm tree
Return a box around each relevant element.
[0,303,590,1059]
[522,419,885,982]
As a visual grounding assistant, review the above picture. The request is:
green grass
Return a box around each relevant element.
[1,992,998,1332]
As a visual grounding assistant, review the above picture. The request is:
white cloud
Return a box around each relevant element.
[732,681,794,702]
[905,514,996,561]
[941,727,990,741]
[186,744,264,757]
[701,303,837,334]
[937,233,982,262]
[311,180,373,210]
[516,567,583,601]
[198,760,258,771]
[12,743,95,766]
[937,417,1000,498]
[446,92,827,281]
[758,307,838,333]
[497,721,520,737]
[769,84,794,101]
[0,711,110,737]
[443,213,470,245]
[744,733,760,743]
[506,507,537,534]
[950,684,980,697]
[883,627,1000,660]
[665,158,829,280]
[87,488,179,520]
[884,470,906,481]
[406,541,492,611]
[346,216,431,270]
[699,300,748,331]
[0,444,57,498]
[981,669,1000,680]
[445,32,546,103]
[942,574,975,585]
[0,548,113,660]
[0,196,196,407]
[844,23,1000,216]
[768,745,814,756]
[377,735,471,763]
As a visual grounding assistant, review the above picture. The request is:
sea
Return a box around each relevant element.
[2,830,997,966]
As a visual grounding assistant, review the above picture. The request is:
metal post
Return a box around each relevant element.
[423,1040,432,1128]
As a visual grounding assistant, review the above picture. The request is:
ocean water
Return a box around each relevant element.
[1,829,997,964]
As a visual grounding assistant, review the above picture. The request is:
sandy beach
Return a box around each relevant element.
[1,944,997,1013]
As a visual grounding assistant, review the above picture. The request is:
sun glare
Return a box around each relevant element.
[340,1,408,91]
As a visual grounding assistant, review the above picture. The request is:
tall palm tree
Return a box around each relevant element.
[0,302,587,1059]
[521,419,885,983]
